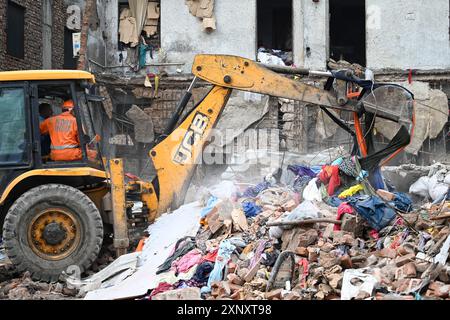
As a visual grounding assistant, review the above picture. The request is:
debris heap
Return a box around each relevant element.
[138,158,450,300]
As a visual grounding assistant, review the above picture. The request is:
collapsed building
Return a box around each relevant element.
[51,0,450,178]
[0,0,449,301]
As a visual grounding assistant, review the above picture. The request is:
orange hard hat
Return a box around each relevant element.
[62,100,74,109]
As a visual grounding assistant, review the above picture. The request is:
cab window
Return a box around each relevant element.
[0,87,29,165]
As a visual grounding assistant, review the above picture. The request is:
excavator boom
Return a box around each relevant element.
[140,54,413,218]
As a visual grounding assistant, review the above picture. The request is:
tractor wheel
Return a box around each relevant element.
[2,184,103,282]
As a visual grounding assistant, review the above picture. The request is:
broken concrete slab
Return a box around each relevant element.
[125,105,155,143]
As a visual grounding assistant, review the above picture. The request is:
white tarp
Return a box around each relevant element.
[84,201,202,300]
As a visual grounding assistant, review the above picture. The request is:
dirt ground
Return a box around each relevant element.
[0,244,116,300]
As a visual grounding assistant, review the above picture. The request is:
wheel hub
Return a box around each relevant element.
[27,208,81,261]
[42,222,67,245]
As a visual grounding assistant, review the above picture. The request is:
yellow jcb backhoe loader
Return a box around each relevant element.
[0,55,415,281]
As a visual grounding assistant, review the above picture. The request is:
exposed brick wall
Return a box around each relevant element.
[52,0,65,69]
[0,0,65,71]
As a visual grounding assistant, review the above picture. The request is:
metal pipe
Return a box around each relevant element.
[260,63,333,78]
[266,218,341,227]
[163,76,198,135]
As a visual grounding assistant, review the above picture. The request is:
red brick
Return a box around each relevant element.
[265,289,282,300]
[376,189,396,201]
[295,247,309,257]
[402,262,417,278]
[378,248,397,259]
[395,253,415,267]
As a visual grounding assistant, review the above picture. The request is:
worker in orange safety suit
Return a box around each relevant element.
[40,100,82,161]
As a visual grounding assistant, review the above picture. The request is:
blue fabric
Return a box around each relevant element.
[242,201,262,217]
[356,170,369,182]
[200,196,219,218]
[310,166,322,174]
[332,157,344,166]
[348,195,396,231]
[242,181,271,198]
[287,165,316,178]
[201,239,236,294]
[325,196,344,207]
[292,175,312,192]
[139,43,153,69]
[392,192,413,212]
[369,167,385,189]
[192,261,214,284]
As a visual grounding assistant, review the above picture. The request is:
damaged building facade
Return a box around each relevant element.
[56,1,450,175]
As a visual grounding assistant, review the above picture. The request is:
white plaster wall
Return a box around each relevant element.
[294,0,328,70]
[161,0,257,74]
[366,0,450,70]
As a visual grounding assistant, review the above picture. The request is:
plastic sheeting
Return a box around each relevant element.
[341,269,378,300]
[84,201,202,300]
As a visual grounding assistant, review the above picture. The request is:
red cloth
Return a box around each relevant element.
[298,258,309,288]
[335,202,354,231]
[149,282,173,299]
[201,248,219,263]
[369,230,379,240]
[319,165,341,196]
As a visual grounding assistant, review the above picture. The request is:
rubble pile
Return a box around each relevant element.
[0,272,79,300]
[139,157,450,301]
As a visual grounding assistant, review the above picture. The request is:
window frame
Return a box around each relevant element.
[6,1,26,59]
[0,82,33,170]
[30,80,103,171]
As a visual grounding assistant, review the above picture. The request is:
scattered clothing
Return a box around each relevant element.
[292,175,313,193]
[149,282,173,300]
[335,203,355,231]
[192,261,214,285]
[243,181,271,198]
[325,196,344,208]
[171,249,203,275]
[338,157,358,178]
[249,240,267,270]
[369,167,386,190]
[338,184,364,199]
[200,196,219,218]
[392,192,413,212]
[319,165,341,196]
[348,195,396,231]
[156,237,196,274]
[287,165,317,178]
[201,249,218,263]
[242,201,262,217]
[201,239,236,294]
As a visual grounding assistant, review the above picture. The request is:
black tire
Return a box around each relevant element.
[2,184,103,282]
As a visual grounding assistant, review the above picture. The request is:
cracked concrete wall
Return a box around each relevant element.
[366,0,450,70]
[293,0,329,70]
[161,0,257,74]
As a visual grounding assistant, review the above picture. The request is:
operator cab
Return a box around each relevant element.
[0,70,103,171]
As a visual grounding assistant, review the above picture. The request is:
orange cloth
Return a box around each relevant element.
[40,111,81,161]
[135,237,148,252]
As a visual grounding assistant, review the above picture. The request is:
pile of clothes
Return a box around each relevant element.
[141,156,450,300]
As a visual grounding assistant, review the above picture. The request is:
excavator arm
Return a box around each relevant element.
[138,54,414,218]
